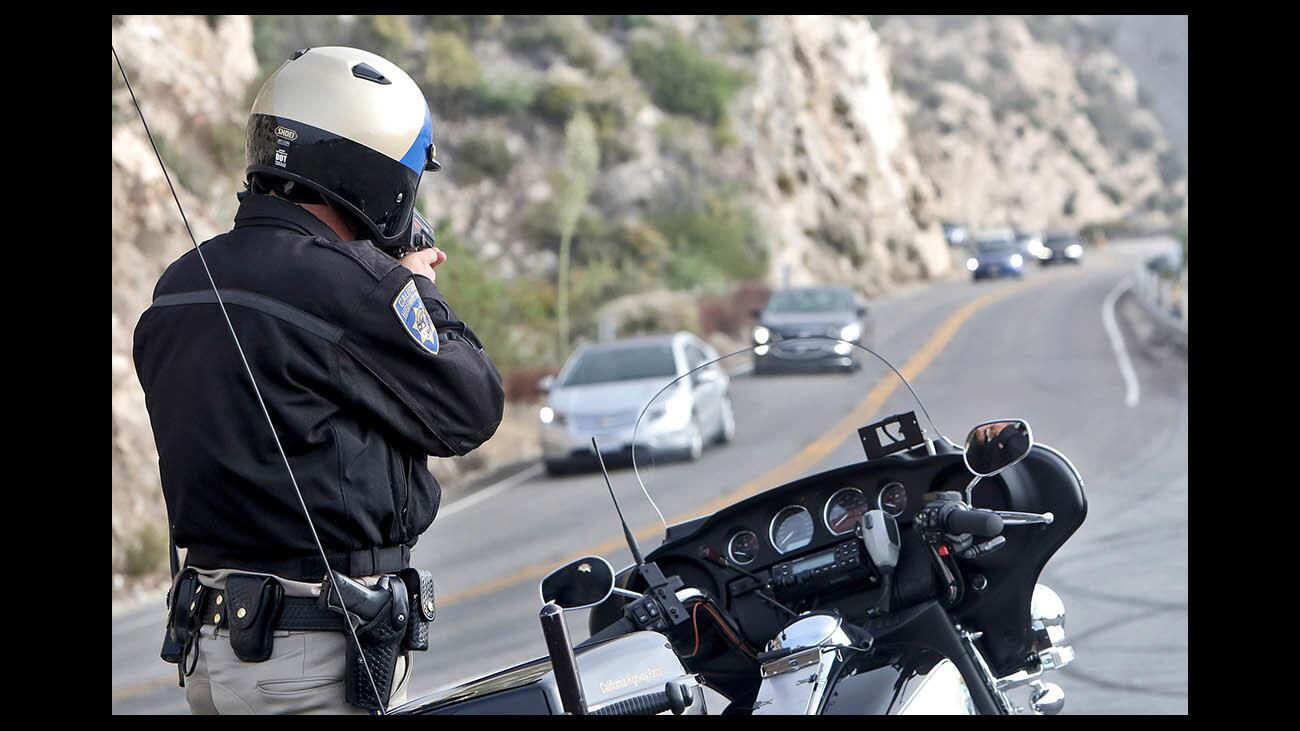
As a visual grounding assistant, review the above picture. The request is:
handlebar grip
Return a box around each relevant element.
[944,508,1004,537]
[590,690,672,716]
[590,682,693,715]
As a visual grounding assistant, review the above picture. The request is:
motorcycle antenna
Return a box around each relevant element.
[113,45,385,712]
[592,437,645,566]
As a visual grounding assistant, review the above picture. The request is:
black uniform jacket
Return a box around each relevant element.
[133,194,505,580]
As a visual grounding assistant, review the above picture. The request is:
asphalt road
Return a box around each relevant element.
[111,237,1187,714]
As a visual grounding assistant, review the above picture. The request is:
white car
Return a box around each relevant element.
[538,332,736,476]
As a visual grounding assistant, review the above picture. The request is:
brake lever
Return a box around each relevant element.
[993,510,1054,526]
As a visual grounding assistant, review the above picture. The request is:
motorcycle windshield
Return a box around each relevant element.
[624,338,944,538]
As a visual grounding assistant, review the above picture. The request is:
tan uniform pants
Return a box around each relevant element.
[184,623,411,714]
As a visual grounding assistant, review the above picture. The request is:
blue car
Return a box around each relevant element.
[966,233,1026,281]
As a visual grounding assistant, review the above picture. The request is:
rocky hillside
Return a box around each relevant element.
[111,14,1187,582]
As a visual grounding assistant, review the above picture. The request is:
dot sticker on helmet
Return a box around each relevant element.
[392,279,440,355]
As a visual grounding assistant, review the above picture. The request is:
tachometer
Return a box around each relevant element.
[878,482,908,517]
[770,505,814,554]
[727,530,760,565]
[824,487,870,535]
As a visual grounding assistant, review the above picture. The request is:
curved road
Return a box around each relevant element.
[112,238,1187,714]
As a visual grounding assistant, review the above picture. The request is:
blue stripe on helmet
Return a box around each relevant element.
[398,107,434,175]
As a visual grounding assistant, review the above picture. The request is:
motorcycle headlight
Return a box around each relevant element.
[839,322,862,341]
[966,258,980,272]
[1010,254,1024,267]
[753,325,770,344]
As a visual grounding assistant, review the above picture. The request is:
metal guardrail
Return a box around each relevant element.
[1133,262,1188,353]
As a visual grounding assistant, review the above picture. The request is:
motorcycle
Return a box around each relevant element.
[392,339,1086,715]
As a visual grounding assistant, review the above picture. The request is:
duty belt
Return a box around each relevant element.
[182,544,412,583]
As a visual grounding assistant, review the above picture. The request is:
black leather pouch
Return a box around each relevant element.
[398,568,435,652]
[161,568,204,665]
[225,573,284,663]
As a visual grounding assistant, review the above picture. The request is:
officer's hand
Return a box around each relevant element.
[399,248,447,284]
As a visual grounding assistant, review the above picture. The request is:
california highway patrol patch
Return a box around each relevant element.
[392,279,439,355]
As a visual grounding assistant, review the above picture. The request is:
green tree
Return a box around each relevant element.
[555,110,601,359]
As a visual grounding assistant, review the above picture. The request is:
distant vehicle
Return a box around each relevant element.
[941,222,969,247]
[966,232,1026,280]
[1037,231,1085,266]
[751,285,875,374]
[538,332,734,476]
[1014,229,1046,261]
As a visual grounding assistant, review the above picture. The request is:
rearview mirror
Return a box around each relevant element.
[538,374,556,394]
[539,555,615,611]
[963,419,1033,477]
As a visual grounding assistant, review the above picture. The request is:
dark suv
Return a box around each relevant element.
[752,286,874,374]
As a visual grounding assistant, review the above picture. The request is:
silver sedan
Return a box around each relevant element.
[538,332,735,476]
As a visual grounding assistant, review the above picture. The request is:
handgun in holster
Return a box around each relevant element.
[320,571,410,711]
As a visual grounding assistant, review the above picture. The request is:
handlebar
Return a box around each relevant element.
[945,507,1004,537]
[589,681,694,716]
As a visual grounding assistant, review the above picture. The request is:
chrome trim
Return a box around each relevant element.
[727,530,760,566]
[769,505,814,555]
[877,481,908,518]
[995,510,1054,526]
[823,487,867,535]
[753,613,854,714]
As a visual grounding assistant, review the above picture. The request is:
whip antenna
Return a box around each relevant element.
[112,45,386,713]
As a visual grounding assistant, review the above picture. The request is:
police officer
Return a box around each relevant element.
[133,46,505,714]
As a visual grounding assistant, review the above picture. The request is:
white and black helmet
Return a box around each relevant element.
[245,46,441,252]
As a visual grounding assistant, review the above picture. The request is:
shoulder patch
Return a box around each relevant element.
[392,279,440,355]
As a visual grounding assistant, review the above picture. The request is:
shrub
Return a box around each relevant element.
[121,523,168,577]
[468,76,538,117]
[433,221,553,369]
[627,31,746,125]
[532,79,587,125]
[507,15,599,69]
[360,15,414,62]
[451,132,515,183]
[423,31,482,116]
[648,191,768,290]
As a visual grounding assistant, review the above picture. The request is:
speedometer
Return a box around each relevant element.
[728,530,759,565]
[769,505,814,554]
[878,482,908,517]
[824,487,870,535]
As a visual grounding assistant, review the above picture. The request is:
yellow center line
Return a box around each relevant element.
[438,280,1025,607]
[114,277,1033,704]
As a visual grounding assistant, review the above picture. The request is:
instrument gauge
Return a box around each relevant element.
[727,530,760,566]
[770,505,814,554]
[824,487,870,535]
[878,482,908,517]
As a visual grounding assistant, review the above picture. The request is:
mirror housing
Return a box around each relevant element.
[963,419,1033,477]
[539,555,615,611]
[538,374,556,394]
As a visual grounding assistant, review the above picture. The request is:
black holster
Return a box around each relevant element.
[160,567,205,686]
[322,571,409,711]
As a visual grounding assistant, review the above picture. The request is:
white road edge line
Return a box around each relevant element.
[1102,275,1140,408]
[439,462,545,518]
